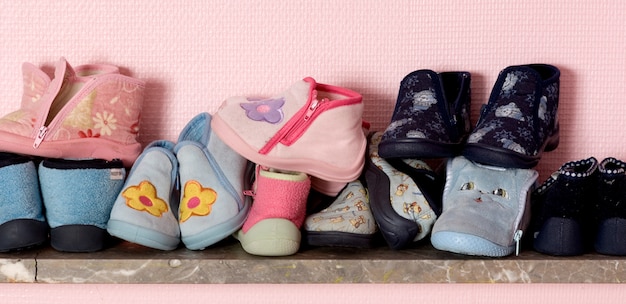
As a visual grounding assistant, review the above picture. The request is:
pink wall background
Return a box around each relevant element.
[1,0,625,302]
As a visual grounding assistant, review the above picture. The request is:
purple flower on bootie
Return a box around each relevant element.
[240,97,285,124]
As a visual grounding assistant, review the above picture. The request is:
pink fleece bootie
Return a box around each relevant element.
[235,166,310,256]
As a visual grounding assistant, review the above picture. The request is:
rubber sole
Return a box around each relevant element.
[431,231,514,257]
[235,219,301,256]
[50,225,111,252]
[0,219,48,252]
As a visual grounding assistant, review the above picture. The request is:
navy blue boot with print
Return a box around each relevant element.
[463,64,560,169]
[378,70,471,159]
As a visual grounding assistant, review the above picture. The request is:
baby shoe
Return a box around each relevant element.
[530,157,598,256]
[430,156,538,257]
[0,57,145,167]
[174,112,253,250]
[463,64,560,169]
[211,77,365,196]
[38,158,125,252]
[364,132,442,250]
[378,70,471,159]
[235,166,311,256]
[304,180,378,248]
[107,141,180,250]
[0,153,48,252]
[594,157,626,255]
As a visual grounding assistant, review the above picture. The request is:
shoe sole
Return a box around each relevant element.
[50,225,110,252]
[463,131,559,169]
[235,219,300,256]
[0,219,48,252]
[304,230,380,248]
[595,218,626,256]
[533,217,585,256]
[431,231,514,257]
[107,219,180,250]
[182,199,252,250]
[378,138,462,159]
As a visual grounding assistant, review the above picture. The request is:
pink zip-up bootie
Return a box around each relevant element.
[211,77,365,196]
[0,57,145,166]
[235,166,311,256]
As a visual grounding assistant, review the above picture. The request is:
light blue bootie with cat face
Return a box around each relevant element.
[430,156,538,257]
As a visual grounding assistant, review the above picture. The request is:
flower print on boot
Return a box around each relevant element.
[0,57,144,166]
[107,140,181,250]
[175,112,253,250]
[463,64,560,169]
[211,77,366,196]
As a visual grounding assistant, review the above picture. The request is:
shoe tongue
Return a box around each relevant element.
[49,57,76,97]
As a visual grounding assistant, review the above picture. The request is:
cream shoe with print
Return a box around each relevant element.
[364,132,442,250]
[304,180,379,248]
[0,57,144,166]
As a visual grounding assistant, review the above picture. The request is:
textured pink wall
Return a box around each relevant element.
[1,1,625,302]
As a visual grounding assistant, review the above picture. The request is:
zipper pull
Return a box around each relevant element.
[513,230,523,256]
[304,99,319,121]
[304,97,329,121]
[33,126,48,148]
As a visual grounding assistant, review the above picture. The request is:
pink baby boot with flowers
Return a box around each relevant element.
[235,166,311,256]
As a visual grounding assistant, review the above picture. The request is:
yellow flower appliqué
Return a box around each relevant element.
[122,181,169,217]
[179,180,217,223]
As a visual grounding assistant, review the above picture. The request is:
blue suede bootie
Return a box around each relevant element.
[0,153,48,252]
[431,156,538,257]
[175,112,252,250]
[107,140,181,250]
[39,158,125,252]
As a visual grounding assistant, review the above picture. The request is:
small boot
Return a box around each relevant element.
[430,156,538,257]
[595,157,626,255]
[531,157,598,256]
[211,77,365,196]
[107,140,180,250]
[0,153,48,252]
[463,64,560,168]
[365,132,442,250]
[175,112,253,250]
[378,70,471,159]
[235,166,310,256]
[0,57,145,166]
[304,180,379,248]
[39,158,125,252]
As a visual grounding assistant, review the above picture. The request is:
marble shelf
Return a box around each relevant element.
[1,238,624,284]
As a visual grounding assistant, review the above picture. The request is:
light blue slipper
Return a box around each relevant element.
[430,156,538,257]
[39,157,125,252]
[0,153,47,252]
[174,112,252,250]
[107,140,181,250]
